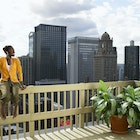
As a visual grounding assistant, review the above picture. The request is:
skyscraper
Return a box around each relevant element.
[19,56,33,85]
[94,32,117,82]
[68,36,99,83]
[124,40,139,80]
[33,24,67,83]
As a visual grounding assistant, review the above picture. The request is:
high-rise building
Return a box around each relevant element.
[117,64,124,81]
[19,55,33,85]
[19,32,34,85]
[33,24,67,83]
[68,36,99,83]
[94,32,117,82]
[124,40,139,80]
[29,32,34,58]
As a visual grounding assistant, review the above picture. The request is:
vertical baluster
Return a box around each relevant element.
[57,91,60,132]
[23,94,26,114]
[51,92,54,132]
[44,92,47,134]
[38,93,40,113]
[29,92,34,138]
[70,91,73,130]
[8,124,11,140]
[63,91,66,130]
[92,89,95,125]
[23,122,26,138]
[38,120,41,135]
[79,87,85,128]
[75,90,79,128]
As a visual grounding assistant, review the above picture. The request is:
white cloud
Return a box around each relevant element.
[88,0,140,63]
[30,0,95,17]
[0,0,140,64]
[0,0,40,56]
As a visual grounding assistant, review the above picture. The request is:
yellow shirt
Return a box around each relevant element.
[0,57,23,82]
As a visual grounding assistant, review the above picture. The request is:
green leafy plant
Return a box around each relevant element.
[91,80,140,128]
[91,80,123,127]
[121,85,140,128]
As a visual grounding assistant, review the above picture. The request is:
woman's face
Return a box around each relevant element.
[7,47,15,57]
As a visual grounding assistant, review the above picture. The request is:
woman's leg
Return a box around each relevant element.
[0,81,10,120]
[11,82,20,118]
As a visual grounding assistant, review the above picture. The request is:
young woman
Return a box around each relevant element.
[0,45,26,120]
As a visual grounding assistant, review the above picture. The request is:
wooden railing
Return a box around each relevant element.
[0,80,136,139]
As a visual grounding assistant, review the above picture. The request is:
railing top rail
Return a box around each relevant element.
[18,80,135,94]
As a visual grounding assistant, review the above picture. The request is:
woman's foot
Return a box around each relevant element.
[0,104,6,120]
[1,113,6,120]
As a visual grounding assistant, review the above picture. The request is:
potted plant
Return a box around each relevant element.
[90,80,140,134]
[121,85,140,128]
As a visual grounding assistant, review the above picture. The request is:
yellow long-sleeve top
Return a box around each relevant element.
[0,57,23,82]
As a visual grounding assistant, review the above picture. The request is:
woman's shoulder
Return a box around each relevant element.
[12,57,20,60]
[12,57,20,63]
[0,57,6,61]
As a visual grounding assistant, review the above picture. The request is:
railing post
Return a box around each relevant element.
[79,86,85,128]
[29,91,34,138]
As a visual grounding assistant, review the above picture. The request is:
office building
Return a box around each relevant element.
[68,36,99,83]
[117,64,124,81]
[124,40,139,80]
[94,32,117,82]
[33,24,67,83]
[29,32,34,58]
[19,55,33,85]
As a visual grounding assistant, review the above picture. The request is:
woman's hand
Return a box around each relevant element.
[21,84,26,90]
[19,82,26,90]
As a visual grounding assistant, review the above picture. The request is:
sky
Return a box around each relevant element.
[0,0,140,64]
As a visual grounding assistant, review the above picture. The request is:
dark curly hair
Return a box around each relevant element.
[3,45,13,54]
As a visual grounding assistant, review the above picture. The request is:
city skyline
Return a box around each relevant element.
[0,0,140,64]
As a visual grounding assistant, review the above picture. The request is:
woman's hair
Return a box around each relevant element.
[3,45,13,54]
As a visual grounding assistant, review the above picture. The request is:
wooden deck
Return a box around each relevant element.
[33,124,140,140]
[2,124,140,140]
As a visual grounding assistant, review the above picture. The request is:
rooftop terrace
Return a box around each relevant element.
[0,80,140,140]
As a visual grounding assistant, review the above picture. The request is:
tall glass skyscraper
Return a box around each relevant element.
[68,36,99,83]
[124,40,139,80]
[33,24,67,82]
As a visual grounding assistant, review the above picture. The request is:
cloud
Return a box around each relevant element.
[40,17,98,38]
[88,1,140,63]
[28,0,140,63]
[31,0,95,17]
[0,0,140,64]
[30,0,99,38]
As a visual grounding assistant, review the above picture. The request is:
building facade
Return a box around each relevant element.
[94,32,117,82]
[33,24,67,83]
[19,55,33,85]
[124,40,139,80]
[117,64,124,81]
[68,36,99,83]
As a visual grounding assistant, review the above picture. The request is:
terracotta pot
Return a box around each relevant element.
[110,115,128,134]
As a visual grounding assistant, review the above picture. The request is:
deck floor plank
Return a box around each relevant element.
[34,135,44,140]
[54,131,71,140]
[57,125,140,140]
[58,130,77,139]
[47,133,62,140]
[10,125,140,140]
[26,137,34,140]
[40,134,52,140]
